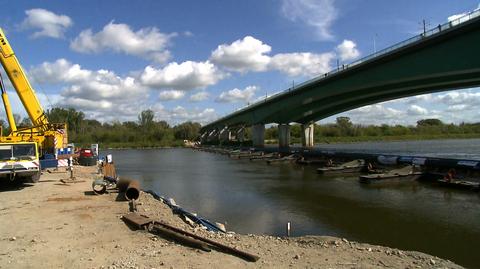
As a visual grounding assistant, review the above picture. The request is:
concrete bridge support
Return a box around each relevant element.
[200,132,208,143]
[207,129,218,143]
[237,127,245,142]
[219,128,232,143]
[252,124,265,148]
[278,124,290,149]
[301,123,315,148]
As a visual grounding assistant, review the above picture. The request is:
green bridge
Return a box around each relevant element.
[201,10,480,148]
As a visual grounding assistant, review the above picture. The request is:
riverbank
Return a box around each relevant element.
[266,133,480,145]
[0,165,463,268]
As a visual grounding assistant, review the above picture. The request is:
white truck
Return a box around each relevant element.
[0,142,41,183]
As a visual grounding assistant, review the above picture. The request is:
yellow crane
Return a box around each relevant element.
[0,28,68,182]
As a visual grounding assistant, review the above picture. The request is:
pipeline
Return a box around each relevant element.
[117,177,141,201]
[144,189,225,233]
[122,213,259,262]
[125,180,140,200]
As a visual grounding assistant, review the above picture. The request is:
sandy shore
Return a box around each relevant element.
[0,166,462,268]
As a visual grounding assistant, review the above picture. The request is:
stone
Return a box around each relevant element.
[294,254,300,259]
[429,259,436,265]
[9,237,16,241]
[215,222,226,233]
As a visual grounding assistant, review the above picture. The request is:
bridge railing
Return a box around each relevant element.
[212,8,480,126]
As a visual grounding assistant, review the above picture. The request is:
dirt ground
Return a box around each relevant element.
[0,165,463,269]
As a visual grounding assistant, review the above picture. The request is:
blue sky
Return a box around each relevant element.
[0,0,479,125]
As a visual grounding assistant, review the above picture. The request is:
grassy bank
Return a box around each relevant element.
[265,133,480,145]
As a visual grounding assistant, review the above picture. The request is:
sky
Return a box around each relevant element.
[0,0,479,126]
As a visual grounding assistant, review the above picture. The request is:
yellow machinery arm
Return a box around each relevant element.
[0,28,49,130]
[0,72,17,132]
[0,28,67,154]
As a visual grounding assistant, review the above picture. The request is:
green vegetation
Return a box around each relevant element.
[2,108,480,148]
[264,117,480,144]
[1,108,200,148]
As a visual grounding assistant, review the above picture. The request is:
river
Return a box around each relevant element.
[105,139,480,268]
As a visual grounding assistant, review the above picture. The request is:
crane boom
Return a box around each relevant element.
[0,28,67,155]
[0,28,48,130]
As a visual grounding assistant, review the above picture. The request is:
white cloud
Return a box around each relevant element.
[281,0,338,40]
[446,104,467,112]
[70,22,175,63]
[158,90,185,101]
[269,52,334,77]
[434,91,480,105]
[336,40,360,62]
[216,86,258,103]
[29,59,148,121]
[320,88,480,125]
[153,104,217,124]
[140,61,225,91]
[30,59,145,101]
[183,31,194,37]
[407,104,428,115]
[29,58,91,84]
[339,104,408,125]
[189,91,209,102]
[210,36,271,72]
[210,36,334,77]
[21,8,72,38]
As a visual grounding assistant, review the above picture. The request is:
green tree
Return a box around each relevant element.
[173,122,201,140]
[417,118,443,127]
[138,109,155,131]
[336,117,353,136]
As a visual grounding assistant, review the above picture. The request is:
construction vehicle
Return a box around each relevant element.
[0,28,67,182]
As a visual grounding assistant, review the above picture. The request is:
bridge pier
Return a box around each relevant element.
[207,129,218,143]
[252,124,265,148]
[219,127,232,143]
[278,123,290,149]
[236,127,245,142]
[301,123,315,148]
[200,132,208,143]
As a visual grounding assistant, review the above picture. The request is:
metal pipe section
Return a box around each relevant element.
[116,177,133,192]
[116,177,141,200]
[125,180,140,201]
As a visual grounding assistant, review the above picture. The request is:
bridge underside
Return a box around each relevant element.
[201,15,480,146]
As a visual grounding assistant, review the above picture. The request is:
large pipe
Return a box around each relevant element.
[116,177,133,192]
[151,225,211,252]
[116,177,141,200]
[156,220,260,262]
[125,180,140,200]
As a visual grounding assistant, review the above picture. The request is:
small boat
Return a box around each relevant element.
[317,159,365,175]
[229,151,251,158]
[297,158,333,166]
[266,154,301,164]
[250,152,279,161]
[359,165,423,183]
[436,179,480,191]
[237,151,264,159]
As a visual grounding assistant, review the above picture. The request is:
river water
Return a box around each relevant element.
[105,139,480,268]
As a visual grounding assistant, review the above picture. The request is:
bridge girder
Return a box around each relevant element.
[201,15,480,132]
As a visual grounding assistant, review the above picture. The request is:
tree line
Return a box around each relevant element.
[263,117,480,144]
[0,108,201,148]
[2,108,480,148]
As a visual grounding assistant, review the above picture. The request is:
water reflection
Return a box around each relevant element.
[107,145,480,268]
